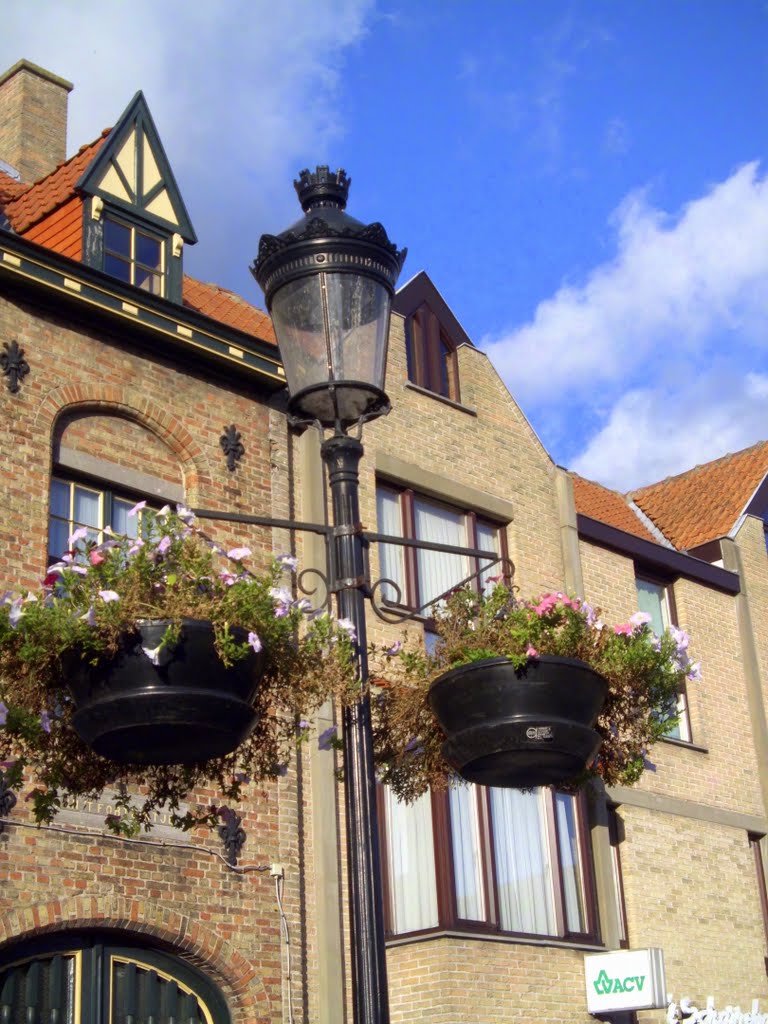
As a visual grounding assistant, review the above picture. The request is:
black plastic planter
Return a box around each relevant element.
[428,655,608,788]
[68,619,264,765]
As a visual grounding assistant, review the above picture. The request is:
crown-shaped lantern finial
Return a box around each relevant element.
[294,166,351,212]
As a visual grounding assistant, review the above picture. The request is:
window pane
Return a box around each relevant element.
[449,785,485,921]
[50,479,70,518]
[136,232,161,270]
[74,487,100,527]
[104,218,131,256]
[635,578,668,635]
[414,498,468,611]
[112,497,138,538]
[555,793,588,933]
[135,267,162,294]
[377,488,405,604]
[384,788,438,933]
[49,519,71,561]
[490,788,556,935]
[73,486,101,545]
[104,253,132,283]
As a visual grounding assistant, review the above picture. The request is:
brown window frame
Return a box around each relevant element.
[376,483,509,615]
[378,784,600,944]
[405,303,460,402]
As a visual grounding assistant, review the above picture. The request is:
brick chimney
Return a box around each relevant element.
[0,59,73,184]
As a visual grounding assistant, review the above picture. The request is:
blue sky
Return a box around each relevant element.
[3,1,767,490]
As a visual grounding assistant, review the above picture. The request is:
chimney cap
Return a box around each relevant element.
[0,59,73,93]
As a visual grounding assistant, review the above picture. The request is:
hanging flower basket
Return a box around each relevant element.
[0,506,357,834]
[372,586,701,802]
[427,654,607,788]
[68,618,265,765]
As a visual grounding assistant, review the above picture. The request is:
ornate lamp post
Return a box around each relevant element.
[253,167,406,1024]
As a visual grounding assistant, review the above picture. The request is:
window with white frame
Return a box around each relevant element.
[376,485,505,614]
[48,477,155,563]
[380,784,598,941]
[635,575,691,742]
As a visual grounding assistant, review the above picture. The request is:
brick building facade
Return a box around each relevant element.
[1,59,767,1023]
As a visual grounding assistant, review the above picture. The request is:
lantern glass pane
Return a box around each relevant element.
[325,273,390,390]
[270,275,330,396]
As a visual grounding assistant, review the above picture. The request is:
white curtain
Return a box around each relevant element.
[413,498,468,611]
[554,793,587,933]
[476,520,499,593]
[490,788,556,935]
[376,488,405,605]
[384,789,438,933]
[449,784,485,921]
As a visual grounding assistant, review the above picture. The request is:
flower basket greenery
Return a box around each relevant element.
[0,505,355,835]
[372,584,700,801]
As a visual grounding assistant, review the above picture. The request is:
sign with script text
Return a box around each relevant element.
[585,948,667,1014]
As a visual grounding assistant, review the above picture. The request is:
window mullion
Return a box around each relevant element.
[476,787,497,928]
[431,789,456,928]
[401,490,419,611]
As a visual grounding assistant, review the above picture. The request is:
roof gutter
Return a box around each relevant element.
[577,514,740,594]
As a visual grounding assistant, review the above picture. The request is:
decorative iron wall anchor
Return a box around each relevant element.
[1,340,29,394]
[219,424,245,472]
[218,808,246,866]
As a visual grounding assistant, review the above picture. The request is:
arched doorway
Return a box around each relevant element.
[0,932,230,1023]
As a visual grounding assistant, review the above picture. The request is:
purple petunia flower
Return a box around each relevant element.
[40,710,52,733]
[385,640,402,656]
[0,701,7,726]
[247,631,262,653]
[127,500,147,517]
[156,536,172,555]
[336,618,357,642]
[277,553,298,572]
[318,726,338,750]
[68,526,89,546]
[227,547,252,561]
[98,590,120,603]
[81,606,97,626]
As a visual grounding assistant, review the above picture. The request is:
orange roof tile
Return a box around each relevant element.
[0,169,27,204]
[571,474,658,543]
[182,276,276,345]
[3,130,109,234]
[630,441,768,549]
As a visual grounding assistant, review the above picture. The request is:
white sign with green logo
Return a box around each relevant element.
[585,948,667,1014]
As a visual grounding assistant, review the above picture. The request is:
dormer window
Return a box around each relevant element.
[406,303,459,402]
[103,215,163,295]
[78,91,196,304]
[394,273,473,405]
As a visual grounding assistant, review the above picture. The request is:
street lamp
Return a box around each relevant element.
[253,166,406,1024]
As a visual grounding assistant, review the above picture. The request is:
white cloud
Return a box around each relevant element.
[483,162,768,403]
[571,367,768,490]
[0,0,376,296]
